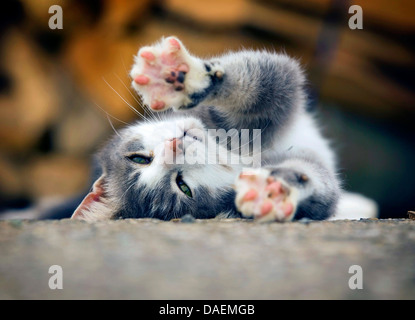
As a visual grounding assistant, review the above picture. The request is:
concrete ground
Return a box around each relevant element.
[0,218,414,300]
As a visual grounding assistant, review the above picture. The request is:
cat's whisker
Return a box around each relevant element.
[227,120,270,156]
[135,93,159,122]
[114,73,143,107]
[147,104,162,122]
[91,100,129,125]
[106,113,121,138]
[120,57,160,122]
[102,77,151,123]
[227,135,258,154]
[120,56,151,118]
[120,56,149,108]
[116,180,137,208]
[113,73,157,123]
[204,138,273,166]
[142,102,157,122]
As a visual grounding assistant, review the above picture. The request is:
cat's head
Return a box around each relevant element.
[71,115,241,221]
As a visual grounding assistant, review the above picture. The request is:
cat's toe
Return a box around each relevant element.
[160,37,184,62]
[150,100,166,111]
[133,75,150,85]
[235,168,297,222]
[139,49,156,63]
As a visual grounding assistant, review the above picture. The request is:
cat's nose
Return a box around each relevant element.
[166,137,183,154]
[172,138,182,153]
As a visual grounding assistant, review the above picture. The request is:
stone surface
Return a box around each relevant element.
[0,218,414,300]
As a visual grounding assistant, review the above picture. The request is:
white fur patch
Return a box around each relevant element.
[330,192,378,220]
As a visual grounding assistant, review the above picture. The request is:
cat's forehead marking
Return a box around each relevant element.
[124,140,145,153]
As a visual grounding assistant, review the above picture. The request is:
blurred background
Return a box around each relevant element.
[0,0,414,219]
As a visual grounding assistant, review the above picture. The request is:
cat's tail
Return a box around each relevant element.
[329,191,378,220]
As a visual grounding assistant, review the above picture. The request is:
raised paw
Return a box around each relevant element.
[234,168,298,222]
[130,36,219,111]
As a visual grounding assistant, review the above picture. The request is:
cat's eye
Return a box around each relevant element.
[176,174,192,198]
[127,154,153,165]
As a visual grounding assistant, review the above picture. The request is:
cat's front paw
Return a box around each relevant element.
[130,36,222,111]
[234,168,298,222]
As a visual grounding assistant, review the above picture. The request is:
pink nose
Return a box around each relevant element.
[168,138,183,153]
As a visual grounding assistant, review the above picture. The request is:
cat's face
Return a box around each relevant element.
[72,116,240,221]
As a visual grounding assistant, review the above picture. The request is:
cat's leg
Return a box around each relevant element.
[234,154,340,222]
[131,36,307,149]
[130,36,224,111]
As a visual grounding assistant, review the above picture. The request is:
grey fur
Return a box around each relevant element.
[191,50,305,150]
[89,122,239,220]
[76,40,340,221]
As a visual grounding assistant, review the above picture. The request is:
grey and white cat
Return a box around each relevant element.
[71,36,377,222]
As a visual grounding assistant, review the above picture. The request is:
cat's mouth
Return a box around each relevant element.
[176,173,192,198]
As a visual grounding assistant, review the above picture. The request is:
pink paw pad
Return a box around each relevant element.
[243,189,258,202]
[161,37,184,64]
[260,201,273,216]
[150,101,166,110]
[265,181,282,196]
[164,69,188,91]
[140,51,155,61]
[235,169,296,222]
[134,75,150,85]
[131,36,194,111]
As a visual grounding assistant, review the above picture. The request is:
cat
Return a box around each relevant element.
[67,36,377,223]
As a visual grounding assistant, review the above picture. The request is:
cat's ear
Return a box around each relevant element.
[71,175,112,221]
